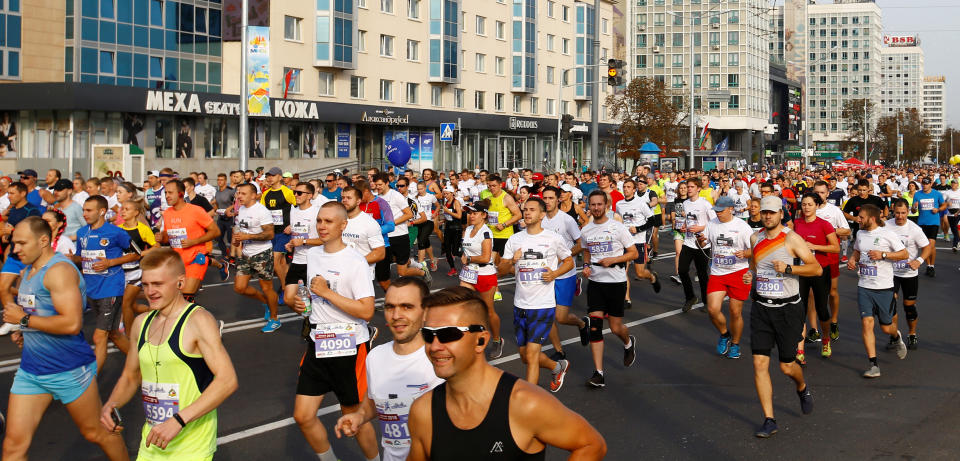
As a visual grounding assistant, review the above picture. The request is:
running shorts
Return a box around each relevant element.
[513,307,555,346]
[296,342,368,406]
[707,268,752,301]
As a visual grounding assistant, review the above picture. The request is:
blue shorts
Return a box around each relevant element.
[857,287,896,326]
[272,233,291,252]
[1,255,25,275]
[11,361,96,404]
[513,307,555,347]
[554,276,576,307]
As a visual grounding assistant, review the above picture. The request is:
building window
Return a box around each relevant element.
[636,55,647,68]
[709,101,720,109]
[431,86,442,106]
[530,97,538,114]
[406,82,419,103]
[283,67,302,94]
[709,74,720,88]
[562,5,569,22]
[546,99,556,115]
[350,76,365,98]
[475,90,485,110]
[654,55,664,68]
[476,16,485,35]
[358,30,367,52]
[672,54,683,67]
[475,53,485,72]
[496,56,505,75]
[727,53,739,66]
[381,0,394,14]
[727,31,738,45]
[547,1,554,17]
[602,18,608,33]
[454,88,464,108]
[709,53,720,66]
[513,95,522,112]
[495,20,505,40]
[728,10,739,24]
[546,34,555,51]
[380,35,394,56]
[100,51,115,74]
[671,75,683,88]
[284,16,302,41]
[673,33,683,47]
[728,95,739,109]
[546,66,555,83]
[318,71,333,96]
[407,0,420,19]
[562,38,570,54]
[407,40,419,61]
[727,74,739,87]
[380,79,393,101]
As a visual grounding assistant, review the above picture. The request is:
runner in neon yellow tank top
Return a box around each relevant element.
[102,248,237,461]
[484,174,523,246]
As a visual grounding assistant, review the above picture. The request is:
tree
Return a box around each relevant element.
[938,126,960,160]
[841,98,877,149]
[874,108,930,163]
[605,77,686,170]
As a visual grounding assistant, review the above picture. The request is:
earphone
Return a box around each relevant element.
[478,337,485,346]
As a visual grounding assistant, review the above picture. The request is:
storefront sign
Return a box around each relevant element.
[337,124,350,158]
[509,117,539,130]
[361,109,410,125]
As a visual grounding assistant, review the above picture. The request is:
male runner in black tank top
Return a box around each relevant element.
[407,287,606,461]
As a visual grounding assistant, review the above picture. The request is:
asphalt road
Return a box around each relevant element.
[2,233,959,460]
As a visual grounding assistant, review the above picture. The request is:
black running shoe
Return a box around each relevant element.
[682,297,699,313]
[579,316,591,346]
[907,334,919,350]
[829,322,839,341]
[805,328,821,343]
[651,271,662,293]
[587,371,605,388]
[550,350,567,361]
[755,418,778,438]
[624,335,637,367]
[798,387,814,415]
[926,266,935,277]
[624,299,632,310]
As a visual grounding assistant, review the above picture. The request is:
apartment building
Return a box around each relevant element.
[879,40,924,116]
[922,75,946,140]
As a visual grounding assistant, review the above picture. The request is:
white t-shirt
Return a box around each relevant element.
[728,190,751,218]
[541,211,581,279]
[343,212,386,278]
[581,218,634,283]
[853,227,906,290]
[884,219,929,279]
[815,203,850,231]
[0,193,9,214]
[704,217,754,276]
[615,196,654,244]
[311,194,331,208]
[458,179,479,203]
[236,202,274,257]
[72,190,89,206]
[942,189,960,211]
[305,245,374,342]
[382,189,410,237]
[365,343,444,461]
[461,225,495,277]
[196,183,217,204]
[289,205,320,265]
[416,194,439,220]
[503,229,571,309]
[664,181,679,201]
[54,235,76,256]
[681,197,717,249]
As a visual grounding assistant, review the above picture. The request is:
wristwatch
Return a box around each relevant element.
[784,265,793,274]
[881,252,887,260]
[19,313,30,329]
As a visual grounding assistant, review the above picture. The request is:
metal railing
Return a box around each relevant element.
[296,159,361,181]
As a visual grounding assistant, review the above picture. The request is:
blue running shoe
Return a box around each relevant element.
[278,292,285,307]
[717,335,731,356]
[261,320,282,333]
[727,343,741,359]
[218,260,229,281]
[263,304,271,321]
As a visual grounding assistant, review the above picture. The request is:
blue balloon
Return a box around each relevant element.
[386,139,412,167]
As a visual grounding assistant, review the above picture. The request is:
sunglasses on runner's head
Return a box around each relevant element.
[421,325,486,343]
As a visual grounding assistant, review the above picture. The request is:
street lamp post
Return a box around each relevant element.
[239,0,249,171]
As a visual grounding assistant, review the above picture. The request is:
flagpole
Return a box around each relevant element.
[239,0,249,171]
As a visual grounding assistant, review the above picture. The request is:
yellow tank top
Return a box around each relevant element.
[137,304,217,461]
[487,191,514,239]
[699,189,715,205]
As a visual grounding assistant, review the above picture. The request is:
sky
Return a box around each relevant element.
[876,0,960,128]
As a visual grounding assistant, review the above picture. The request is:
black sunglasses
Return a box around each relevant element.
[421,325,486,344]
[326,179,336,182]
[294,190,310,196]
[397,184,408,188]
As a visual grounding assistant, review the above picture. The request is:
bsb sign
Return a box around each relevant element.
[883,35,918,47]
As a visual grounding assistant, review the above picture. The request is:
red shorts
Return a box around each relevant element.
[468,273,498,293]
[829,261,839,279]
[706,268,752,301]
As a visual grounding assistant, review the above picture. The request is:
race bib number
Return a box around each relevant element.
[17,294,37,331]
[674,219,684,230]
[81,250,107,275]
[291,223,310,241]
[459,265,479,285]
[893,260,910,271]
[486,210,500,225]
[167,228,187,249]
[951,198,960,209]
[141,382,180,426]
[755,270,785,297]
[313,323,359,358]
[270,209,284,226]
[122,258,139,270]
[376,395,415,448]
[216,208,226,216]
[919,198,935,211]
[859,264,878,277]
[587,240,614,256]
[517,259,548,286]
[713,254,737,266]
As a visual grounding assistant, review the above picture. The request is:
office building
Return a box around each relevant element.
[879,39,923,116]
[922,75,946,140]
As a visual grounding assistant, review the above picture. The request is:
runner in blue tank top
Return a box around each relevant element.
[2,217,129,460]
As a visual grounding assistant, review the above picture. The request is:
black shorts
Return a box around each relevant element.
[416,221,434,250]
[893,275,919,301]
[375,236,414,281]
[650,214,663,228]
[586,280,627,318]
[285,263,308,286]
[632,243,648,265]
[296,342,369,406]
[493,238,508,256]
[920,225,939,240]
[750,299,804,363]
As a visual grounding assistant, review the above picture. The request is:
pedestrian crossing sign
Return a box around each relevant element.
[440,123,455,141]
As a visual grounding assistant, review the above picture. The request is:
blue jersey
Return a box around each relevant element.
[321,187,342,201]
[26,189,44,212]
[913,190,944,226]
[18,253,95,375]
[76,223,131,298]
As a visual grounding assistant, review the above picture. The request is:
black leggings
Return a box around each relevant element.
[678,245,710,302]
[799,268,831,322]
[442,224,463,269]
[948,213,960,248]
[416,221,435,250]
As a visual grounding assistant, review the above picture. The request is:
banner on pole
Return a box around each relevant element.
[246,26,271,116]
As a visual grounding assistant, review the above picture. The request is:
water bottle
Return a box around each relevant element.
[297,280,312,317]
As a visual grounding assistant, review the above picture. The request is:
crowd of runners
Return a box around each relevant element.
[0,161,958,459]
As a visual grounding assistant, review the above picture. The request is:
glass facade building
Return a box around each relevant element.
[315,0,355,68]
[511,0,534,92]
[0,0,20,79]
[575,2,595,99]
[66,0,223,91]
[428,0,458,83]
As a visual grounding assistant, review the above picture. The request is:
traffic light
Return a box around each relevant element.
[607,59,626,86]
[452,128,460,146]
[560,114,575,140]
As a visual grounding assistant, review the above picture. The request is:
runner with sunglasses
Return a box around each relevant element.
[407,287,607,461]
[333,277,442,461]
[289,201,379,461]
[458,199,504,359]
[281,183,321,318]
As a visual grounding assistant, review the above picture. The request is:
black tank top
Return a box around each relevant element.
[430,373,544,461]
